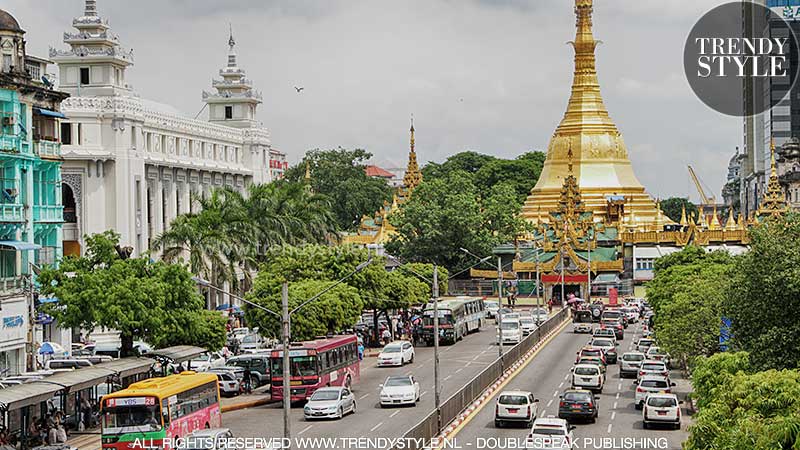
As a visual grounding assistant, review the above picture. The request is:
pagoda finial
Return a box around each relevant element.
[567,143,574,174]
[755,137,788,218]
[304,160,311,181]
[227,23,237,68]
[709,205,721,230]
[679,204,688,226]
[403,116,422,190]
[725,207,737,231]
[85,0,98,17]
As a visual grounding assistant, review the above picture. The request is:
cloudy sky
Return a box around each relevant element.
[8,0,738,200]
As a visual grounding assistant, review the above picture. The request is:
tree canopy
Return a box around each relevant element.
[38,231,227,356]
[284,148,394,231]
[660,197,699,223]
[385,170,525,271]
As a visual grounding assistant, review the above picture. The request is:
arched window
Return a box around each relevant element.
[62,183,76,223]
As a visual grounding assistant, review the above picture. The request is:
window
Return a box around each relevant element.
[80,67,90,85]
[225,106,233,119]
[61,123,72,145]
[77,123,82,145]
[130,126,136,148]
[2,55,11,72]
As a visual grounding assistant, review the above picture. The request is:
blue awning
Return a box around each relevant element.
[33,108,66,119]
[38,296,58,304]
[0,241,42,251]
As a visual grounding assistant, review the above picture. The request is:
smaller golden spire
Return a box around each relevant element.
[724,207,737,231]
[709,205,721,230]
[737,212,746,230]
[402,116,423,190]
[304,160,311,180]
[679,204,688,226]
[756,138,789,218]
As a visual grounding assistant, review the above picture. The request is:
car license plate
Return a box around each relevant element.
[508,408,518,414]
[657,411,667,416]
[582,378,592,382]
[572,409,582,413]
[291,380,302,386]
[658,390,665,393]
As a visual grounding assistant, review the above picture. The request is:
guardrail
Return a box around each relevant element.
[397,307,570,450]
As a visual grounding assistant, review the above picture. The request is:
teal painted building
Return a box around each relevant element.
[0,8,69,374]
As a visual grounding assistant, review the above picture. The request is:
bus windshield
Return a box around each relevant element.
[271,356,318,377]
[422,310,453,326]
[102,400,161,433]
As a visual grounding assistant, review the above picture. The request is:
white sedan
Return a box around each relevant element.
[303,387,356,420]
[526,417,575,449]
[186,351,226,371]
[379,375,420,407]
[377,341,415,367]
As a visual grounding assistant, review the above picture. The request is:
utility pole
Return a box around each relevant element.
[535,246,541,324]
[587,241,592,304]
[497,256,504,365]
[281,282,291,449]
[560,250,566,307]
[433,266,441,433]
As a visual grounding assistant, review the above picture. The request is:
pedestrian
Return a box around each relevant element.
[412,324,420,346]
[80,395,92,430]
[381,328,392,346]
[242,367,253,394]
[357,341,364,361]
[396,320,403,340]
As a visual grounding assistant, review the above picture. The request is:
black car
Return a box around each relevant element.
[226,355,270,387]
[558,389,599,423]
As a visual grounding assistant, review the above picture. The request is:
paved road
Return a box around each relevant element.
[449,321,691,450]
[224,315,508,441]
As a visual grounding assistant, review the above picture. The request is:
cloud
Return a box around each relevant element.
[4,0,738,198]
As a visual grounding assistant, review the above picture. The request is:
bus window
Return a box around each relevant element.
[161,399,170,429]
[103,397,161,432]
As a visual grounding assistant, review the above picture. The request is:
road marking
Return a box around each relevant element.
[389,410,400,418]
[540,409,547,417]
[473,355,481,360]
[607,423,613,433]
[546,399,553,407]
[564,374,569,380]
[553,390,559,397]
[613,401,618,409]
[455,368,463,374]
[370,422,384,432]
[421,390,428,397]
[617,382,622,391]
[298,425,313,435]
[359,393,370,400]
[611,411,616,421]
[444,375,452,381]
[616,393,620,400]
[558,382,564,388]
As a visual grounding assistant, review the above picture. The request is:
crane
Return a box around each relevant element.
[687,165,716,208]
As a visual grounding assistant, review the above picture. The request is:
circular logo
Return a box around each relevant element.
[684,2,800,117]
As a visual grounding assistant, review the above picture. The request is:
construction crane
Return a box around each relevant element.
[687,165,716,208]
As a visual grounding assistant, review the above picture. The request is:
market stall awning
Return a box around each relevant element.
[0,241,41,251]
[33,107,67,119]
[148,345,206,364]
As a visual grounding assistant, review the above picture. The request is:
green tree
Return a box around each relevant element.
[38,231,226,356]
[724,214,800,370]
[422,151,496,180]
[246,279,363,341]
[396,263,449,298]
[660,197,699,223]
[284,148,393,230]
[690,351,752,409]
[474,152,545,202]
[686,369,800,450]
[386,171,494,271]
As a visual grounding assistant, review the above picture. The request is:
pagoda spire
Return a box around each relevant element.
[85,0,98,17]
[679,205,688,227]
[227,24,237,68]
[756,139,789,218]
[402,116,422,190]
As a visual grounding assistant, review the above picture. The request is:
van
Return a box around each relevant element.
[226,355,270,386]
[497,319,522,345]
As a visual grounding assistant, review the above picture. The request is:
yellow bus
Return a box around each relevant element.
[100,371,221,449]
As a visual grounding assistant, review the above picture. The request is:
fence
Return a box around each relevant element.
[396,307,570,450]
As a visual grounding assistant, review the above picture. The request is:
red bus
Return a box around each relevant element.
[270,334,360,402]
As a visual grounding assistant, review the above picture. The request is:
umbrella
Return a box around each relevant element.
[215,304,243,314]
[38,342,66,355]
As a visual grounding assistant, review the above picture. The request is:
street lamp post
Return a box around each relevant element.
[193,257,372,450]
[432,265,441,432]
[496,256,504,364]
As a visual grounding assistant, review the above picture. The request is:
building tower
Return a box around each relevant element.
[203,27,262,129]
[522,0,661,226]
[49,0,133,97]
[402,118,422,190]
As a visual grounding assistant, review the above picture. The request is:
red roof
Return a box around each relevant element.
[365,165,394,178]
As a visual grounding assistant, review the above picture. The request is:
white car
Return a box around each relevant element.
[519,317,537,336]
[503,312,522,321]
[635,338,655,353]
[642,393,681,430]
[377,341,415,367]
[526,417,575,449]
[623,307,639,324]
[303,387,356,420]
[484,301,500,318]
[637,360,670,381]
[497,319,523,345]
[530,308,549,324]
[379,375,420,407]
[214,371,241,397]
[239,334,266,352]
[494,390,539,427]
[619,352,646,378]
[571,364,604,393]
[186,351,226,371]
[646,346,672,369]
[635,375,675,409]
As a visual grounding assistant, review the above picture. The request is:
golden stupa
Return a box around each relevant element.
[522,0,661,225]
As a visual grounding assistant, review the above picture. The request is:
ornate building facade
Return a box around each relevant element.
[0,8,71,374]
[50,1,286,257]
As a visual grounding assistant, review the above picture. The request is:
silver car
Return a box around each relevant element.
[303,387,356,420]
[214,371,241,397]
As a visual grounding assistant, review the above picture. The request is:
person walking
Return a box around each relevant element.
[381,327,392,346]
[242,367,253,394]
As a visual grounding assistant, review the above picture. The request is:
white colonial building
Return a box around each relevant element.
[50,1,286,257]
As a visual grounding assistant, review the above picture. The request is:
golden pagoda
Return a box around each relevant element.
[342,120,422,245]
[756,141,790,219]
[522,0,661,226]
